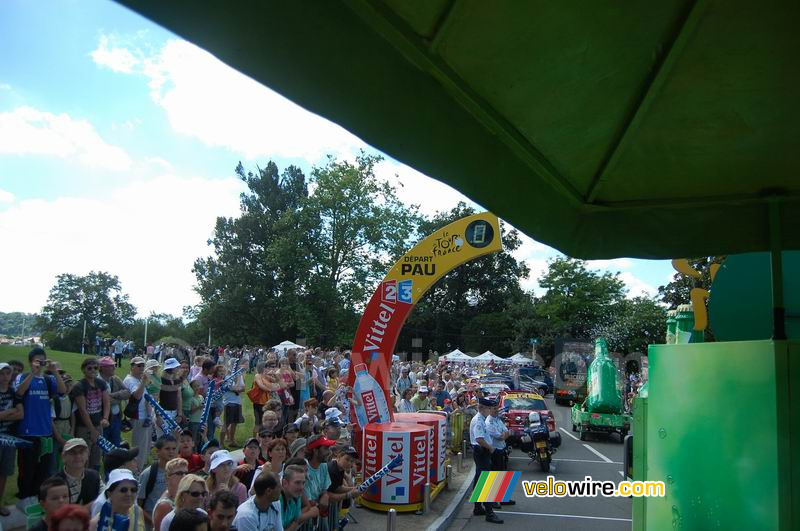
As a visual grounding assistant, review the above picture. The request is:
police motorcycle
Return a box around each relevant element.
[519,411,556,472]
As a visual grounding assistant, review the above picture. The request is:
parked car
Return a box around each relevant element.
[519,367,554,395]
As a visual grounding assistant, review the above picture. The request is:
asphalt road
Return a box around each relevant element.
[448,399,632,531]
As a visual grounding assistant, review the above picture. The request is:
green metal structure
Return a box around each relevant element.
[117,1,799,528]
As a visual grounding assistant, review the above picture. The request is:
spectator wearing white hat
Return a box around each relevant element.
[158,359,184,432]
[206,450,247,505]
[411,386,431,411]
[91,468,144,531]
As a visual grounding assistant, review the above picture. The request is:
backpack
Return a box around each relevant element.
[144,462,160,501]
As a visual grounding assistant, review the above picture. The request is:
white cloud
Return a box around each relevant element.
[0,175,245,316]
[90,35,140,74]
[375,160,476,216]
[91,36,366,161]
[0,83,11,91]
[519,257,549,295]
[0,106,132,171]
[619,271,657,298]
[0,189,14,204]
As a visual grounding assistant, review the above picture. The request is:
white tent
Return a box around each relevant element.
[510,353,533,364]
[441,348,465,360]
[271,340,305,352]
[477,351,503,361]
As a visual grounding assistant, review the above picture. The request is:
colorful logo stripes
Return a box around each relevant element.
[469,471,521,503]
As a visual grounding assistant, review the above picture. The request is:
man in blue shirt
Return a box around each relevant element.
[14,347,66,507]
[432,381,449,408]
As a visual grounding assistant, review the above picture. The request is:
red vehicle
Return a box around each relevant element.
[499,391,562,449]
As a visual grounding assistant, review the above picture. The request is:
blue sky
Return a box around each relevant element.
[0,0,674,317]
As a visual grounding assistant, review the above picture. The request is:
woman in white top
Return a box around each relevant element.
[159,474,208,531]
[152,458,187,531]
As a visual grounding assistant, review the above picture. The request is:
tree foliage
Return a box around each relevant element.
[0,312,40,337]
[192,153,419,346]
[37,271,136,351]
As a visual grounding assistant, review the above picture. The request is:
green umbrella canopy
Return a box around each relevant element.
[119,0,800,259]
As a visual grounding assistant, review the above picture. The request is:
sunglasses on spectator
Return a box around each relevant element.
[116,486,138,494]
[133,363,144,367]
[85,366,98,371]
[187,490,208,498]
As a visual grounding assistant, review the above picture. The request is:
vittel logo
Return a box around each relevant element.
[363,390,380,422]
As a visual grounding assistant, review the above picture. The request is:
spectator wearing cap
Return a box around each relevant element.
[280,464,318,531]
[156,473,207,531]
[55,438,101,508]
[15,347,67,507]
[469,397,502,524]
[288,437,307,460]
[178,431,204,473]
[322,417,344,444]
[123,357,152,472]
[232,471,282,531]
[70,358,110,470]
[29,476,70,531]
[195,439,220,479]
[234,437,264,488]
[206,450,247,505]
[98,356,130,447]
[411,386,431,411]
[138,435,178,530]
[158,359,185,435]
[283,423,300,446]
[326,445,360,509]
[303,435,336,508]
[152,458,188,531]
[91,468,145,530]
[0,361,22,515]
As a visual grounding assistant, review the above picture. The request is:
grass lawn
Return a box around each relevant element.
[0,345,259,505]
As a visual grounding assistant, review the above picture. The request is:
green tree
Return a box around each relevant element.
[531,257,627,359]
[0,312,40,337]
[38,271,136,352]
[125,313,191,347]
[193,154,419,347]
[303,153,420,343]
[193,161,314,345]
[595,296,667,354]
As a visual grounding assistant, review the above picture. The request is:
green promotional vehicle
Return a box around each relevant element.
[571,402,631,443]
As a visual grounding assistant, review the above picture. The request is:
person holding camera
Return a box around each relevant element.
[14,347,67,507]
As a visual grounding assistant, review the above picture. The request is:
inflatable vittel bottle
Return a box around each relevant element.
[353,363,391,426]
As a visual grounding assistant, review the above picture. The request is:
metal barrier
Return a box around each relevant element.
[297,500,343,531]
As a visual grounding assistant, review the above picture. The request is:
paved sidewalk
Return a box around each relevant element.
[346,461,476,531]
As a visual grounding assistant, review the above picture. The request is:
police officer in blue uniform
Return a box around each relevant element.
[486,402,516,508]
[470,397,503,524]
